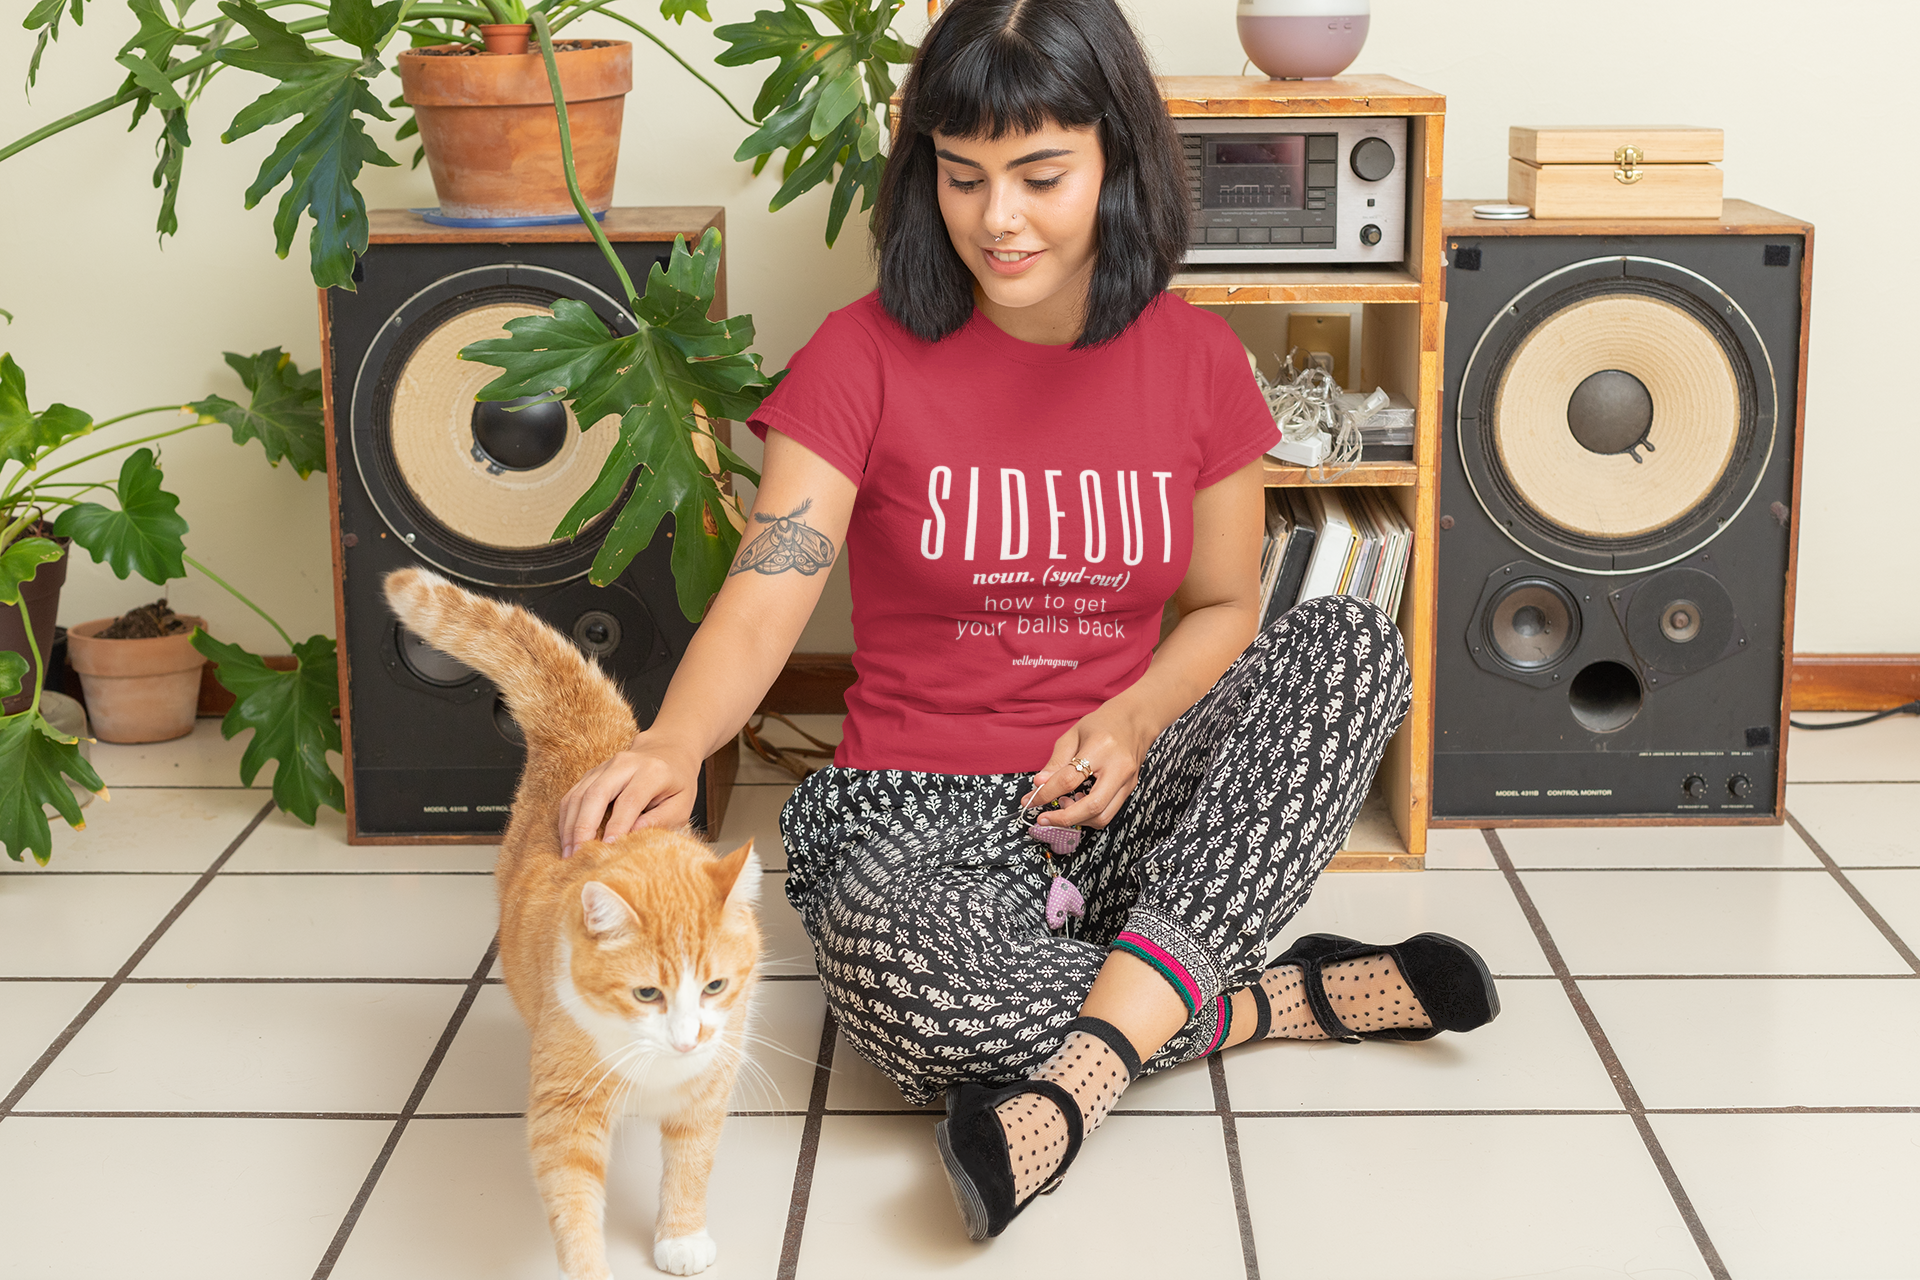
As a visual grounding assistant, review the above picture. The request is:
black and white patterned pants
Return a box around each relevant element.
[779,595,1412,1106]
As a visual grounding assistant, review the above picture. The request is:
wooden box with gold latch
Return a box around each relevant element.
[1507,125,1723,218]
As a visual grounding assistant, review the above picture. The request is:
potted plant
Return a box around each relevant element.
[8,0,914,630]
[7,0,914,284]
[64,599,208,743]
[396,10,635,223]
[1,334,343,864]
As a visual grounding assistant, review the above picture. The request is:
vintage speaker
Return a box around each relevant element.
[1433,201,1811,823]
[319,209,737,843]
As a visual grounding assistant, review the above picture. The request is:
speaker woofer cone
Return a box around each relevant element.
[351,265,638,588]
[1455,256,1777,576]
[1484,577,1581,671]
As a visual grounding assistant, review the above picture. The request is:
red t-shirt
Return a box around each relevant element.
[749,292,1277,774]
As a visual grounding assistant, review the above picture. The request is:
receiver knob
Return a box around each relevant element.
[1351,137,1395,182]
[1359,223,1383,246]
[1727,773,1753,800]
[1683,774,1708,801]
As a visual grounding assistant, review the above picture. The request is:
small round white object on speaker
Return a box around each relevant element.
[1237,0,1370,80]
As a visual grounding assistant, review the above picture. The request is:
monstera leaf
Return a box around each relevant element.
[0,707,107,865]
[660,0,713,20]
[717,0,911,244]
[53,447,188,584]
[216,0,399,289]
[459,229,770,621]
[190,347,326,477]
[193,630,344,824]
[1,352,92,467]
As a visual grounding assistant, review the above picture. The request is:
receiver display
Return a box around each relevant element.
[1204,135,1303,209]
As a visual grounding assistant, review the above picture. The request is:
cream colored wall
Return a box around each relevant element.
[3,0,1913,655]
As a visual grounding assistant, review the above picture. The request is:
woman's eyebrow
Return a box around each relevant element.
[934,146,1076,170]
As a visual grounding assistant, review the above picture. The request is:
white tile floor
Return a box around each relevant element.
[3,713,1917,1279]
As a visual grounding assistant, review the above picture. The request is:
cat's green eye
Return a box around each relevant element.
[633,986,661,1002]
[704,979,727,994]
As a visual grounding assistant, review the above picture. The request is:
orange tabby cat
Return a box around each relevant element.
[384,567,761,1278]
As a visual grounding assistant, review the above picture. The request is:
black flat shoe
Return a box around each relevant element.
[935,1078,1084,1241]
[1267,931,1500,1042]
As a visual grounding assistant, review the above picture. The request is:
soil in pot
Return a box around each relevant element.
[0,528,69,717]
[65,599,207,744]
[399,39,632,221]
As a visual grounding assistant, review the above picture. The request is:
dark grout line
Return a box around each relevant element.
[1484,829,1732,1280]
[4,870,202,876]
[1645,1106,1920,1116]
[759,973,821,982]
[310,935,500,1280]
[1501,865,1830,873]
[1567,973,1917,981]
[219,870,495,876]
[1787,812,1920,974]
[1207,1054,1262,1280]
[1234,1108,1623,1118]
[4,869,495,877]
[0,799,276,1122]
[10,1110,401,1120]
[775,1011,837,1280]
[118,976,478,985]
[15,1102,1909,1123]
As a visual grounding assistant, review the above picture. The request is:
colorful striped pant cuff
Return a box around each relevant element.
[1112,930,1205,1018]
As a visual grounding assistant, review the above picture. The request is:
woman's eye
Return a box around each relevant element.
[1026,176,1063,191]
[632,987,661,1002]
[704,978,727,994]
[945,177,982,193]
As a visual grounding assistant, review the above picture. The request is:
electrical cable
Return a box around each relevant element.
[1789,700,1920,731]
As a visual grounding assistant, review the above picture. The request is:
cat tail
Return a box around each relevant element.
[381,567,637,767]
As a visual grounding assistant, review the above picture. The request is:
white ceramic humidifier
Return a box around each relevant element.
[1237,0,1370,80]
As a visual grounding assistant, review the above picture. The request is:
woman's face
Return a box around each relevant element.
[931,120,1105,338]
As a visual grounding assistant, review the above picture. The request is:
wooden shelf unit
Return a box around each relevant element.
[1162,76,1444,870]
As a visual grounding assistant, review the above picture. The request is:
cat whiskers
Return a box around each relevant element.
[711,1035,784,1111]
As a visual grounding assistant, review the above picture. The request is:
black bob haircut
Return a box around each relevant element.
[873,0,1189,350]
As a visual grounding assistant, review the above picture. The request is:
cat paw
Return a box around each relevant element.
[653,1230,717,1275]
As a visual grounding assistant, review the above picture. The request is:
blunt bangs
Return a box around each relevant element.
[873,0,1190,350]
[904,17,1104,142]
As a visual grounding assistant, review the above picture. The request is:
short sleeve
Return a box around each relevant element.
[748,303,885,487]
[1194,320,1280,488]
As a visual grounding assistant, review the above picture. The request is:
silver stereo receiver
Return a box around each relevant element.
[1178,117,1407,266]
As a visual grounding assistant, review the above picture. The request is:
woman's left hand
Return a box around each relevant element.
[1021,703,1155,830]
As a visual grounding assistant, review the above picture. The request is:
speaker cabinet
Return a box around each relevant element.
[1433,201,1811,823]
[319,209,738,843]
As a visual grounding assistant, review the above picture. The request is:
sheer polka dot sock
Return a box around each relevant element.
[1256,954,1434,1040]
[993,1017,1140,1202]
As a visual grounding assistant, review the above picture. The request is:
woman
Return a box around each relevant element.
[559,0,1497,1241]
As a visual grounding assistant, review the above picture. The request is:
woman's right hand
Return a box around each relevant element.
[556,738,701,857]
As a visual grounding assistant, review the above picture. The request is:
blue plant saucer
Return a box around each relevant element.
[411,207,608,228]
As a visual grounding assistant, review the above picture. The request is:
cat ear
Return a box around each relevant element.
[580,881,640,940]
[707,839,761,912]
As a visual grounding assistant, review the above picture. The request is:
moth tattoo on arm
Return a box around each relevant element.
[729,498,837,577]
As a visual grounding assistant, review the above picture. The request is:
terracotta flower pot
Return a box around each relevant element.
[64,616,207,744]
[0,534,68,717]
[398,40,632,221]
[478,23,532,56]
